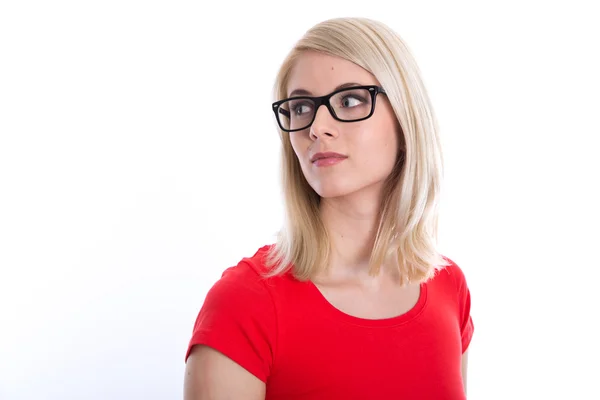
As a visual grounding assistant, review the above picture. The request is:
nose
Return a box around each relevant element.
[309,104,339,141]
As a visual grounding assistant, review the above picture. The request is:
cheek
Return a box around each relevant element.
[290,132,314,163]
[288,134,303,160]
[359,127,398,168]
[379,119,400,162]
[289,132,305,152]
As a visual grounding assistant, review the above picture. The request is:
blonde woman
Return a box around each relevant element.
[184,17,474,400]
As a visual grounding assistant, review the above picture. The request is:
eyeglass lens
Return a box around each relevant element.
[278,87,373,131]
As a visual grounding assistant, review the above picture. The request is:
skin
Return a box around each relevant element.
[184,50,469,399]
[287,50,400,282]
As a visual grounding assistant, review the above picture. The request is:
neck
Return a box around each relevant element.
[318,188,384,280]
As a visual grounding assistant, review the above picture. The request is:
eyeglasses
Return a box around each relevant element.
[272,85,387,132]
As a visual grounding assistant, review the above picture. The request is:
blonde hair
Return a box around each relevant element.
[264,17,449,285]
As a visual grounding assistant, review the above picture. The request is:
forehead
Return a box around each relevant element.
[287,51,378,97]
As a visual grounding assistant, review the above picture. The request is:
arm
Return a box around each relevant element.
[184,345,266,400]
[461,349,469,396]
[444,257,474,397]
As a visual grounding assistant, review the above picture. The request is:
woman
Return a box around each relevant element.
[184,17,474,399]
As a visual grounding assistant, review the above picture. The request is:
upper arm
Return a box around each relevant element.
[461,348,469,395]
[183,262,276,398]
[444,258,474,352]
[184,345,266,400]
[443,258,473,395]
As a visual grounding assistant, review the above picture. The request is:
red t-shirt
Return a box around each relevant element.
[186,245,474,399]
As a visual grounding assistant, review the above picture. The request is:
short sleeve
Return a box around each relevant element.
[446,258,475,353]
[184,262,277,383]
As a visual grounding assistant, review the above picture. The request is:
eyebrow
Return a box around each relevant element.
[288,82,365,98]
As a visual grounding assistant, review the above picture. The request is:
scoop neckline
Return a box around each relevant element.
[304,279,428,328]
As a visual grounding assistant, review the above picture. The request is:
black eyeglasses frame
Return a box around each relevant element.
[271,85,387,133]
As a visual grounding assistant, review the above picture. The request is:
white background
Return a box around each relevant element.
[1,1,599,399]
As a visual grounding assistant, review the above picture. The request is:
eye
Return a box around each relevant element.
[340,95,365,108]
[291,101,313,116]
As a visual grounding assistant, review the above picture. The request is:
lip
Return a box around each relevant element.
[310,152,348,163]
[313,157,346,167]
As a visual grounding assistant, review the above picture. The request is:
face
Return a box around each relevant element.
[285,51,400,200]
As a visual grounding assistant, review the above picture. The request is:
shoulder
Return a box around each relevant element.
[429,255,469,289]
[215,244,279,286]
[204,244,278,307]
[435,256,475,351]
[185,244,281,371]
[426,255,472,308]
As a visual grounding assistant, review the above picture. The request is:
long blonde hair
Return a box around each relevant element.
[264,17,449,285]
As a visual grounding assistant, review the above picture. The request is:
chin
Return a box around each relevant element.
[309,175,389,200]
[310,180,360,199]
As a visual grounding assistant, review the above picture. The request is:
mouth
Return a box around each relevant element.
[310,152,348,163]
[310,153,348,167]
